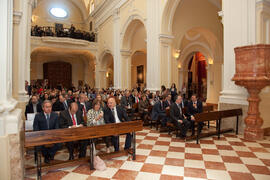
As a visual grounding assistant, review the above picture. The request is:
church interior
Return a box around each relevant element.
[1,0,270,179]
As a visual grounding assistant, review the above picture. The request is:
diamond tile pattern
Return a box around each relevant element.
[24,127,270,180]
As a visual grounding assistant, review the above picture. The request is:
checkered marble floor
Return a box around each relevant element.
[24,127,270,180]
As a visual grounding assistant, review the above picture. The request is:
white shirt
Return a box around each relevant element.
[69,112,78,126]
[112,107,121,123]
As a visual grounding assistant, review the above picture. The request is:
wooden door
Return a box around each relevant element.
[43,61,72,89]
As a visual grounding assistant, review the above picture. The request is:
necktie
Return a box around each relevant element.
[111,108,115,117]
[46,114,50,129]
[64,101,68,109]
[177,104,182,116]
[72,114,76,125]
[136,98,139,103]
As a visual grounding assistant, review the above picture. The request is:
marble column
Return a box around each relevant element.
[159,34,174,88]
[13,0,32,102]
[219,0,256,134]
[146,0,161,91]
[120,49,132,90]
[0,0,24,179]
[113,8,122,89]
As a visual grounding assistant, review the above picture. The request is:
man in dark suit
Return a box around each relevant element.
[77,93,92,123]
[52,95,68,112]
[151,95,168,127]
[104,97,132,152]
[164,94,173,109]
[170,95,191,138]
[59,102,87,160]
[33,100,61,163]
[120,90,133,109]
[25,95,42,118]
[187,94,203,135]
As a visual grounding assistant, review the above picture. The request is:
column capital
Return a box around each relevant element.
[120,49,132,56]
[159,34,174,44]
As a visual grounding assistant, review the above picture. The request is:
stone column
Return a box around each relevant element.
[13,0,32,102]
[146,0,161,91]
[0,0,24,179]
[218,0,256,134]
[120,49,132,90]
[159,34,174,88]
[113,8,122,89]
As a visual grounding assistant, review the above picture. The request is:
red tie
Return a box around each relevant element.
[72,114,76,125]
[136,98,139,103]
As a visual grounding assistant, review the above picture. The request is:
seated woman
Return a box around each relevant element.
[138,94,149,123]
[87,99,110,153]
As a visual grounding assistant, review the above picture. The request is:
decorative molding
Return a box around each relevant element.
[13,11,23,24]
[218,11,224,24]
[159,34,174,44]
[31,36,98,51]
[120,49,132,56]
[184,33,201,41]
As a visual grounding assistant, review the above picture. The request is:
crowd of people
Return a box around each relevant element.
[31,24,96,42]
[25,81,204,164]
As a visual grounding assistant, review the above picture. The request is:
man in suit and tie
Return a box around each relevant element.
[104,97,132,152]
[52,95,66,112]
[151,95,168,128]
[33,100,61,163]
[59,102,87,160]
[187,94,203,136]
[25,95,42,118]
[164,94,173,109]
[77,93,92,123]
[170,95,191,138]
[120,90,133,109]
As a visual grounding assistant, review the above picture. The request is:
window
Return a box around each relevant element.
[50,8,68,18]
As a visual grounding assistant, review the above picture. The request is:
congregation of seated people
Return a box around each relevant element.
[25,81,206,163]
[31,24,96,42]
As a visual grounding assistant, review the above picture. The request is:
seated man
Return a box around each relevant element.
[151,95,168,128]
[77,93,92,122]
[104,97,132,152]
[170,95,191,138]
[25,95,42,118]
[120,90,134,118]
[59,102,87,160]
[33,100,61,163]
[187,94,203,136]
[164,94,173,109]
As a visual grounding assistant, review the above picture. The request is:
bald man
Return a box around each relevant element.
[104,97,132,152]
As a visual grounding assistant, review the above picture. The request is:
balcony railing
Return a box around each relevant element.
[31,26,97,42]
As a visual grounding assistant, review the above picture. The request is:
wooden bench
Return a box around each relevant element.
[25,120,143,180]
[193,108,242,144]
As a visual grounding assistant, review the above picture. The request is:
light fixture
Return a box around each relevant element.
[106,72,109,78]
[174,49,181,59]
[50,7,68,18]
[178,63,182,69]
[208,58,214,65]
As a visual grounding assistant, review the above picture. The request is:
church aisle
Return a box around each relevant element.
[24,127,270,180]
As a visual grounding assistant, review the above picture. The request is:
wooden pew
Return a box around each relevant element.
[193,108,242,144]
[25,120,143,180]
[203,105,214,128]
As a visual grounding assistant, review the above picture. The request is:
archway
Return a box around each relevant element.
[167,0,223,104]
[185,52,207,100]
[131,51,147,89]
[100,52,114,88]
[121,18,147,90]
[30,47,96,88]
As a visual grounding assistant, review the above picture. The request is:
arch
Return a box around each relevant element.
[120,14,146,50]
[36,0,88,21]
[99,50,114,88]
[30,47,96,87]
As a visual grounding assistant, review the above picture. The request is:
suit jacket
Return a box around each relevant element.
[52,100,65,112]
[170,103,184,124]
[187,100,203,116]
[59,109,85,128]
[138,100,149,113]
[164,100,173,109]
[25,102,42,118]
[33,112,59,131]
[120,96,133,108]
[151,101,166,120]
[104,105,130,124]
[77,101,92,113]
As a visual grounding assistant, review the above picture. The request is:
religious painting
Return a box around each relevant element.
[137,65,144,84]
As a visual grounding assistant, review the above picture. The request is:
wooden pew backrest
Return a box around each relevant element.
[194,111,220,122]
[219,109,243,118]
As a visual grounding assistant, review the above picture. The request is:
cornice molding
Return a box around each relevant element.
[13,11,23,24]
